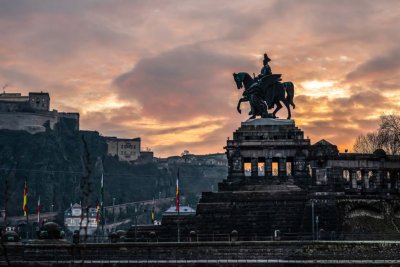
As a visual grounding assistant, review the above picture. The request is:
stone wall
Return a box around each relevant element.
[0,111,80,133]
[3,241,400,266]
[0,112,59,134]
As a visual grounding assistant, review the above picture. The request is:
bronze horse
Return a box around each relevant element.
[233,72,295,119]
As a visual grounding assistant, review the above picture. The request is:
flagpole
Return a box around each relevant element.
[4,178,8,227]
[101,172,104,235]
[151,198,155,225]
[37,196,41,224]
[23,180,29,239]
[176,169,180,243]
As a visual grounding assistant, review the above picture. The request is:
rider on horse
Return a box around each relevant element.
[259,53,272,78]
[256,53,281,109]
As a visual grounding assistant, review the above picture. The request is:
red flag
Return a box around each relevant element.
[176,169,180,212]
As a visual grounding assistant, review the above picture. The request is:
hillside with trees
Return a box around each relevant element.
[0,119,227,220]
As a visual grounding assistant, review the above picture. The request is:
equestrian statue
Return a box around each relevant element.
[233,53,295,120]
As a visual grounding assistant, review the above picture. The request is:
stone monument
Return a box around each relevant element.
[127,53,400,241]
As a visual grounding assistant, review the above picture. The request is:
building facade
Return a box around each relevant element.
[105,137,141,162]
[0,91,79,133]
[64,203,98,235]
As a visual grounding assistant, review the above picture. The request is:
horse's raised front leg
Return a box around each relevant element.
[272,102,282,118]
[237,97,248,114]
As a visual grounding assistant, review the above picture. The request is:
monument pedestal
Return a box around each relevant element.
[194,118,312,239]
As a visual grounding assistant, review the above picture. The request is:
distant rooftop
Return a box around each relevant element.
[164,205,196,215]
[105,136,141,142]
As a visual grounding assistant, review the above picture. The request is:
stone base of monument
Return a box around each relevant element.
[126,117,400,242]
[195,190,307,240]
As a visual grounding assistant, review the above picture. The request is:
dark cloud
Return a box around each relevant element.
[113,45,254,122]
[346,49,400,81]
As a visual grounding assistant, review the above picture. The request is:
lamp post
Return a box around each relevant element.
[112,198,116,225]
[134,206,137,242]
[311,200,314,241]
[316,215,319,240]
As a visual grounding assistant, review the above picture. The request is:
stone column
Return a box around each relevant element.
[311,167,317,186]
[386,171,391,189]
[351,170,358,189]
[391,171,396,189]
[362,170,369,189]
[251,158,258,177]
[376,170,383,188]
[394,171,400,189]
[279,158,287,178]
[265,158,272,177]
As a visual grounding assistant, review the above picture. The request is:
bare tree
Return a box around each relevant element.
[379,114,400,155]
[353,114,400,155]
[353,132,382,154]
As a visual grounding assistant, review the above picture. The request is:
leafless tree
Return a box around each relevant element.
[353,114,400,155]
[353,132,382,154]
[379,114,400,155]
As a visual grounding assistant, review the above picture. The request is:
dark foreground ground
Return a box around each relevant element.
[2,240,400,266]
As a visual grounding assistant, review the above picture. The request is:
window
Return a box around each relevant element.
[244,162,251,176]
[258,162,265,176]
[272,162,279,176]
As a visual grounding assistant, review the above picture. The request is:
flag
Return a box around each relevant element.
[151,198,155,223]
[100,173,104,208]
[176,169,180,212]
[23,180,28,217]
[37,196,41,223]
[151,206,155,224]
[100,173,104,228]
[95,199,100,223]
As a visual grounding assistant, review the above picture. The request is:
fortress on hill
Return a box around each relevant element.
[0,91,79,133]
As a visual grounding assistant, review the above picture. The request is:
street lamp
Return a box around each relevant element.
[113,198,116,225]
[311,200,314,241]
[134,205,138,241]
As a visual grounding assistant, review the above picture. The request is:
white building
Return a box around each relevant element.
[64,203,98,235]
[105,137,141,162]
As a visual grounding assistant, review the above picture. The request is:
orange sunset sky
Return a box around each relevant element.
[1,0,400,157]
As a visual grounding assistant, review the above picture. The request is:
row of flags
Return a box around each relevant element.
[22,180,42,223]
[22,169,181,224]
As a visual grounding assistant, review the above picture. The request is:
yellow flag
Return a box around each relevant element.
[23,181,28,216]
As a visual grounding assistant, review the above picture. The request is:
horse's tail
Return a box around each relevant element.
[283,82,295,109]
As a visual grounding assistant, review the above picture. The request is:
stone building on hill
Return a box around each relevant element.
[105,137,141,162]
[0,91,79,133]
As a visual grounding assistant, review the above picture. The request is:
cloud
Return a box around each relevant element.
[346,49,400,81]
[1,0,400,156]
[113,44,254,122]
